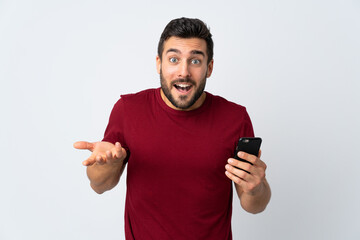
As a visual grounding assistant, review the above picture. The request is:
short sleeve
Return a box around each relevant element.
[239,107,255,138]
[102,98,129,158]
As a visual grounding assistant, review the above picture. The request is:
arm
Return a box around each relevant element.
[225,150,271,214]
[74,141,127,194]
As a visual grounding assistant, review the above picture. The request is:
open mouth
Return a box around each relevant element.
[174,83,192,93]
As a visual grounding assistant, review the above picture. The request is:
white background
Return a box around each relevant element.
[1,0,359,239]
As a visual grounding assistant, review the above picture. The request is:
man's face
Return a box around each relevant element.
[156,37,213,111]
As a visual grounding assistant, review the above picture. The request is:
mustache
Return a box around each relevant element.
[171,77,196,86]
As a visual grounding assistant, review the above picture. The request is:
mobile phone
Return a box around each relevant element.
[234,137,262,165]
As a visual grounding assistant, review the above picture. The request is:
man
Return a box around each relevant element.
[74,17,271,239]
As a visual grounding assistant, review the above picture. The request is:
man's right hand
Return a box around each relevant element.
[73,141,127,166]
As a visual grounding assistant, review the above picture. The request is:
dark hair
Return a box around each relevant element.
[157,17,214,64]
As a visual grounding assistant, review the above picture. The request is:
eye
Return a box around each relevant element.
[191,59,201,64]
[169,57,178,63]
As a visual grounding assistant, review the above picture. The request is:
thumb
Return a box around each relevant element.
[73,141,94,151]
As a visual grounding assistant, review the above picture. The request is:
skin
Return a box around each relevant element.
[73,141,126,194]
[156,37,213,111]
[226,150,271,214]
[74,36,271,213]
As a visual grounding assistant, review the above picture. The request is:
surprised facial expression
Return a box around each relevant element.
[157,37,213,111]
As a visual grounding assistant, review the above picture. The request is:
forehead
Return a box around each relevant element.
[163,37,207,56]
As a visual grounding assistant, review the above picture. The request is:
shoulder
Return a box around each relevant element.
[206,92,254,137]
[109,89,157,119]
[207,92,247,114]
[112,88,157,108]
[120,88,156,102]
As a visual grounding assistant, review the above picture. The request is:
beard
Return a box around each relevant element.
[160,70,207,110]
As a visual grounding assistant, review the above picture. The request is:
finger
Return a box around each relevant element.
[73,141,94,151]
[82,156,96,166]
[225,170,246,187]
[228,159,253,174]
[225,163,251,181]
[106,150,113,162]
[237,151,258,165]
[237,151,265,167]
[258,149,262,158]
[82,159,95,166]
[113,142,123,158]
[226,167,262,194]
[95,155,106,165]
[231,157,267,179]
[238,159,266,185]
[251,156,267,170]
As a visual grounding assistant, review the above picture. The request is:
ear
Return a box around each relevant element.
[206,59,214,78]
[156,55,161,74]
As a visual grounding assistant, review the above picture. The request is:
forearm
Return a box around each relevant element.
[238,179,271,214]
[87,161,125,194]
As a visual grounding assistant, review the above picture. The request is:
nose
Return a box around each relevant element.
[178,61,191,78]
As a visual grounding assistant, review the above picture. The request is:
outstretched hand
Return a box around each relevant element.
[73,141,127,166]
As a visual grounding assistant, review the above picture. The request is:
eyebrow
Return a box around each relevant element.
[166,48,205,57]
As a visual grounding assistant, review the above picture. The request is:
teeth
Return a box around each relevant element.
[174,83,192,92]
[177,84,190,87]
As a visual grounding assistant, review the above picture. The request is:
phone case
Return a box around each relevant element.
[234,137,262,165]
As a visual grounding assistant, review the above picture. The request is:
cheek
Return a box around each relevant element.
[162,66,177,79]
[193,67,208,79]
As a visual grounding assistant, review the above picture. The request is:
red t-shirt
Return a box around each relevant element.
[103,88,254,239]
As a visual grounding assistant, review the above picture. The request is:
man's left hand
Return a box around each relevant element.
[225,150,267,195]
